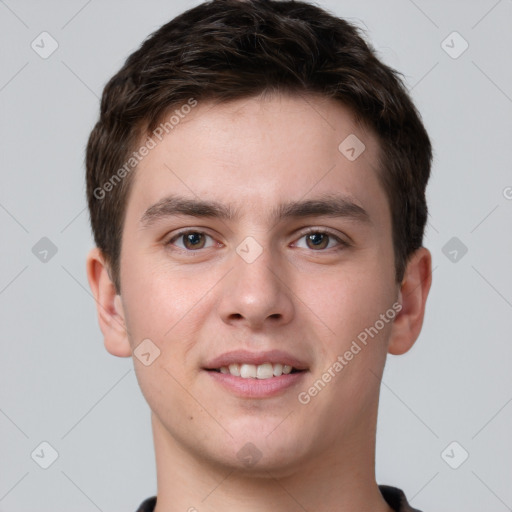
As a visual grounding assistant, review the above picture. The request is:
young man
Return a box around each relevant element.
[85,1,432,511]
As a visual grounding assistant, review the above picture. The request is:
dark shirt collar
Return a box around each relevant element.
[135,485,422,512]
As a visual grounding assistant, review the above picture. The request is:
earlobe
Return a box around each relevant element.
[387,247,432,356]
[85,247,132,358]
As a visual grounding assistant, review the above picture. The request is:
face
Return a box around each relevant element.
[114,94,400,475]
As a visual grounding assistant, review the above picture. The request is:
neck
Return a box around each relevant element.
[151,410,393,512]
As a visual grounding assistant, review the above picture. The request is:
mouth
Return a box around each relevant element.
[202,350,309,398]
[206,362,305,379]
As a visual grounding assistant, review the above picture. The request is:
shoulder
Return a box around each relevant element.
[379,485,424,512]
[135,496,157,512]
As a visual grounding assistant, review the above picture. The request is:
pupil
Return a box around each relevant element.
[308,233,328,249]
[186,233,203,248]
[308,233,326,248]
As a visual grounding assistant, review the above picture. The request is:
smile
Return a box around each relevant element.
[212,362,301,379]
[203,349,309,397]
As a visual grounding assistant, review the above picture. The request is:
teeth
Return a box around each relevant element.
[228,363,240,376]
[256,363,273,379]
[218,362,298,379]
[282,364,292,375]
[240,363,257,378]
[273,363,283,376]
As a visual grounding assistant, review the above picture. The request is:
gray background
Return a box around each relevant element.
[1,0,511,511]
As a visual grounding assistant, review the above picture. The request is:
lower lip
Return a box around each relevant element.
[204,370,307,398]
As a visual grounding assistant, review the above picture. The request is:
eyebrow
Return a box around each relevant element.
[139,193,371,228]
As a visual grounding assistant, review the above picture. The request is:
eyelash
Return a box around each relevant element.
[165,228,350,252]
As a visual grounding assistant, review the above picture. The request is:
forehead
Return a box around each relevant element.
[125,93,388,228]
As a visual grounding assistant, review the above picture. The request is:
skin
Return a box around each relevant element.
[87,93,431,512]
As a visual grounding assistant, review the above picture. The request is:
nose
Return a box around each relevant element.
[216,245,295,330]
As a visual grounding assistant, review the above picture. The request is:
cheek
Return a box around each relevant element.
[120,258,216,383]
[295,259,397,388]
[121,255,200,337]
[122,269,204,415]
[300,261,395,339]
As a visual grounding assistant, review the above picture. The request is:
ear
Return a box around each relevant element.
[388,247,432,355]
[86,247,132,357]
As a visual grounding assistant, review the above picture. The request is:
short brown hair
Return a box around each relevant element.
[86,0,432,293]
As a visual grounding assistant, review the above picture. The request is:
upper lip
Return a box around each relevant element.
[203,349,309,371]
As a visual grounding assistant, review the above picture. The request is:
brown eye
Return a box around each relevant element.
[305,232,329,250]
[294,230,348,251]
[167,231,215,250]
[182,232,206,249]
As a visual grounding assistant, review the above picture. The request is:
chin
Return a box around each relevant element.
[211,427,313,477]
[215,447,308,478]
